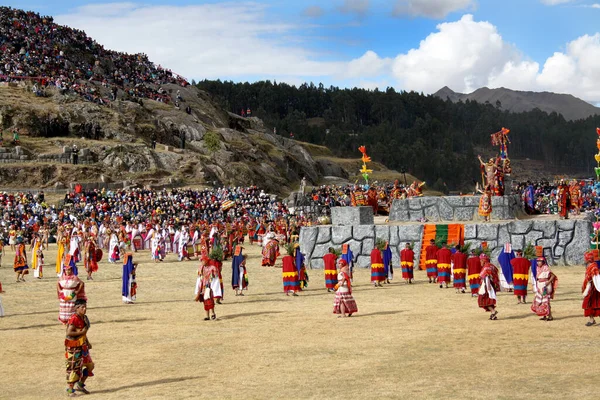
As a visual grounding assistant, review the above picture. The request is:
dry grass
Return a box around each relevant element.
[0,244,596,400]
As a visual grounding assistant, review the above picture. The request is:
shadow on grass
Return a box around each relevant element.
[218,311,283,321]
[352,310,404,318]
[0,317,152,331]
[93,376,201,394]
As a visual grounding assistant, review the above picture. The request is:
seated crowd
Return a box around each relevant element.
[0,6,188,106]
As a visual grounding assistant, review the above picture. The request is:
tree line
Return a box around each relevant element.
[197,80,600,191]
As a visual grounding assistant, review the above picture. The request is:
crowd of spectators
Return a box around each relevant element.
[0,186,293,244]
[513,180,598,215]
[0,6,188,106]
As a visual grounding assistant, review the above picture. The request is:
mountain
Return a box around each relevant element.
[433,86,600,121]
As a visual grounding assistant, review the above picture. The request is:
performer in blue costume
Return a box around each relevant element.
[341,244,354,281]
[231,245,247,296]
[294,244,308,290]
[382,242,393,284]
[497,244,515,292]
[122,245,137,304]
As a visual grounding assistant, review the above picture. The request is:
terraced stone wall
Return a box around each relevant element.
[299,218,592,269]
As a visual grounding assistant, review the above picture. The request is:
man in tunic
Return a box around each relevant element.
[425,239,438,284]
[323,247,338,292]
[582,251,600,326]
[436,242,452,289]
[510,249,531,304]
[400,242,414,284]
[467,249,482,297]
[451,245,467,293]
[557,179,571,220]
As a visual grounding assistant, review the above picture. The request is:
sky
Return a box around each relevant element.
[8,0,600,101]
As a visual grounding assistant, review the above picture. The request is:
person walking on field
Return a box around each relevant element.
[582,251,600,326]
[467,249,482,297]
[333,259,357,317]
[400,242,415,284]
[451,245,467,293]
[323,247,338,292]
[425,239,438,284]
[65,299,95,396]
[478,254,500,320]
[531,256,558,321]
[510,249,531,304]
[436,242,452,289]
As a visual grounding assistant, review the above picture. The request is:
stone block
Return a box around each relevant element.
[477,224,498,240]
[354,225,374,240]
[299,226,318,259]
[389,226,400,247]
[80,148,90,157]
[508,221,532,235]
[408,198,422,210]
[497,225,510,247]
[331,226,352,245]
[421,197,437,207]
[310,258,324,269]
[412,242,423,269]
[510,234,525,251]
[444,197,463,208]
[455,207,474,221]
[438,199,454,221]
[464,224,477,240]
[462,196,480,207]
[557,220,576,231]
[565,220,592,265]
[409,208,424,220]
[390,208,409,221]
[423,206,439,221]
[316,226,332,244]
[331,207,374,226]
[312,243,331,259]
[398,224,424,242]
[557,230,574,247]
[375,225,390,242]
[554,246,565,257]
[362,238,374,255]
[356,255,371,268]
[492,206,510,220]
[19,155,28,160]
[532,221,556,239]
[164,145,173,151]
[524,230,543,245]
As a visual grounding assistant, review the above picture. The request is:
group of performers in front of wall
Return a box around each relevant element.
[350,180,425,215]
[522,179,582,217]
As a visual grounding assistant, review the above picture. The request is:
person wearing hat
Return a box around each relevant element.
[57,256,86,324]
[557,179,571,220]
[531,256,557,321]
[400,242,415,284]
[477,253,500,320]
[13,236,29,282]
[582,251,600,326]
[65,299,95,396]
[333,259,358,317]
[510,249,531,304]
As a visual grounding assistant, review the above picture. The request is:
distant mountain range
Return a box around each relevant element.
[433,86,600,121]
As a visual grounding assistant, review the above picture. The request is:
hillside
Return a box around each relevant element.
[0,6,408,193]
[433,86,600,121]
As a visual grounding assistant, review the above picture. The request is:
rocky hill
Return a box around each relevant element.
[433,86,600,121]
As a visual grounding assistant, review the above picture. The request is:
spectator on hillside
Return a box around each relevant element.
[71,144,79,165]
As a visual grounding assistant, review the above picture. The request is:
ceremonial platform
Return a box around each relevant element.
[299,197,592,269]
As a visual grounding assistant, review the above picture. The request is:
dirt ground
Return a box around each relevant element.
[0,243,597,399]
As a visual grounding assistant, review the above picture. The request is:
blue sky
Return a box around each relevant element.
[8,0,600,100]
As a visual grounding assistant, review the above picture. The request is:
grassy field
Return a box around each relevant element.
[0,243,596,399]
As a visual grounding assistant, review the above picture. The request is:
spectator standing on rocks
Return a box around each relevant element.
[151,134,157,149]
[71,145,79,165]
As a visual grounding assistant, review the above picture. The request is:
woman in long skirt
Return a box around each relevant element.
[582,251,600,326]
[333,259,358,317]
[531,257,558,321]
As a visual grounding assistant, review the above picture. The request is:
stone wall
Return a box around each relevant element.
[389,195,521,222]
[299,218,592,269]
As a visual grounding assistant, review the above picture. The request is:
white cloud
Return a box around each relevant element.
[55,2,386,86]
[393,0,476,19]
[303,5,325,17]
